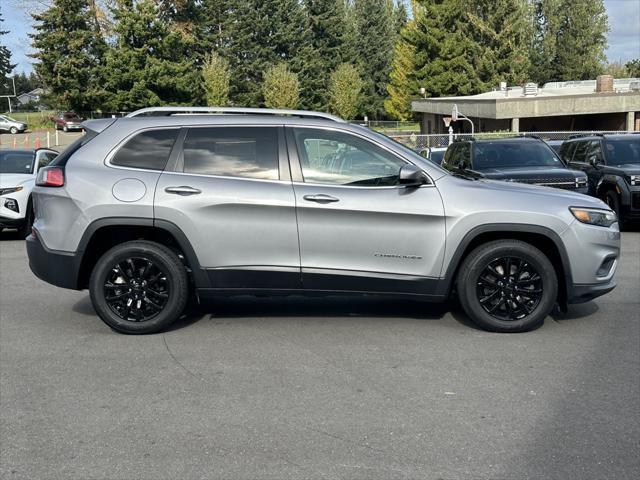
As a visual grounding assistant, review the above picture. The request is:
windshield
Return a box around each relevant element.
[64,114,81,120]
[0,151,35,174]
[473,141,564,169]
[604,138,640,166]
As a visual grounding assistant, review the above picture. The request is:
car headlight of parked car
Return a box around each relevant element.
[627,175,640,186]
[0,186,23,196]
[570,207,617,227]
[575,177,588,188]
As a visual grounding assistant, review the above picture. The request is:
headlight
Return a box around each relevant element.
[570,207,617,227]
[575,177,587,187]
[628,175,640,186]
[0,186,23,196]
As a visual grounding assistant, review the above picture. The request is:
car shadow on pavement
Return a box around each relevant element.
[72,294,454,333]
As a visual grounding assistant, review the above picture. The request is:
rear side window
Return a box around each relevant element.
[182,127,279,180]
[111,129,179,170]
[558,141,576,163]
[572,141,590,163]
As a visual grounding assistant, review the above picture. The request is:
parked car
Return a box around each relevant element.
[54,112,84,132]
[0,115,28,134]
[441,137,588,194]
[27,107,619,335]
[0,148,58,237]
[559,133,640,226]
[418,146,447,165]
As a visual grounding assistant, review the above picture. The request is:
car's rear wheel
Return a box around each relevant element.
[89,241,189,334]
[456,240,557,332]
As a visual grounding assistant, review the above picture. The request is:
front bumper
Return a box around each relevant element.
[567,278,617,304]
[0,216,26,228]
[26,231,81,290]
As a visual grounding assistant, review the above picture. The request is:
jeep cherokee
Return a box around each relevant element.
[27,107,620,334]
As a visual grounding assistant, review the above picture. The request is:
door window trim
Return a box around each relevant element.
[105,126,182,173]
[284,125,433,188]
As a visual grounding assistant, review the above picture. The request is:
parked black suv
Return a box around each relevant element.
[559,134,640,226]
[441,137,588,193]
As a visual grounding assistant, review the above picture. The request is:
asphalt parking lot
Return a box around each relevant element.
[1,230,638,480]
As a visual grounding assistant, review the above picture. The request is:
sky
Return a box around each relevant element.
[1,0,639,75]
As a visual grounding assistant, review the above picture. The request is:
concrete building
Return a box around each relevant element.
[412,77,640,134]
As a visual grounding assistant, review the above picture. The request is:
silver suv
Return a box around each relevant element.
[27,107,620,334]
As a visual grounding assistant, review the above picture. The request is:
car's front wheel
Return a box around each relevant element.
[10,127,18,134]
[456,240,557,332]
[89,241,189,334]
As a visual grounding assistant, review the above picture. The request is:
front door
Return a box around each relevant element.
[287,127,446,294]
[154,126,300,289]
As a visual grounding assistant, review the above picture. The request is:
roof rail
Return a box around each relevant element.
[568,132,603,139]
[125,107,345,122]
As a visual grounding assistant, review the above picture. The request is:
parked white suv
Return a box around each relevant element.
[0,149,58,237]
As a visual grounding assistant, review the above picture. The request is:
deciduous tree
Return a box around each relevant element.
[202,52,231,106]
[328,63,363,119]
[262,63,300,109]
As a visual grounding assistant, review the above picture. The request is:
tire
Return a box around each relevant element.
[456,240,557,333]
[89,240,189,334]
[604,190,625,230]
[10,127,18,134]
[17,201,33,239]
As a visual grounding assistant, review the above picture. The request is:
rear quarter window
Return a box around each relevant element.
[111,129,179,171]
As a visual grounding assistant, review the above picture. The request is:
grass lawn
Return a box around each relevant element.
[2,111,56,131]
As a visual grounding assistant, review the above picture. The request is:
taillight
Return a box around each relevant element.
[36,166,65,187]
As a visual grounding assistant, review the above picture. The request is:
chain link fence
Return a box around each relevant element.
[388,131,632,150]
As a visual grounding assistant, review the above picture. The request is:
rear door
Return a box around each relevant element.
[287,126,446,294]
[154,126,300,289]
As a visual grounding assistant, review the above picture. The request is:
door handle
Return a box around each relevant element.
[164,186,202,196]
[303,194,340,204]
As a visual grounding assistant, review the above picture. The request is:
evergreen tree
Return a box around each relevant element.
[467,0,531,87]
[392,0,408,35]
[29,0,106,111]
[101,0,200,111]
[302,0,349,110]
[328,63,363,119]
[0,6,16,93]
[530,0,608,83]
[223,0,312,107]
[352,0,396,118]
[262,63,300,109]
[202,52,231,106]
[13,72,42,95]
[406,0,485,98]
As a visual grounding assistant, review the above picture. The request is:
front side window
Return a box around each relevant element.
[292,128,406,186]
[182,127,279,180]
[111,129,178,170]
[559,142,576,163]
[586,140,604,164]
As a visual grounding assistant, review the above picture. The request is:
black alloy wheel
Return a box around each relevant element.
[90,240,189,334]
[103,257,170,322]
[456,239,557,333]
[476,256,543,321]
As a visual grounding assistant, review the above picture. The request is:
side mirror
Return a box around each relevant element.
[589,156,601,167]
[399,164,428,186]
[418,147,431,159]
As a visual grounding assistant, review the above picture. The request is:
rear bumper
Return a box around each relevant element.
[567,279,616,304]
[26,231,81,290]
